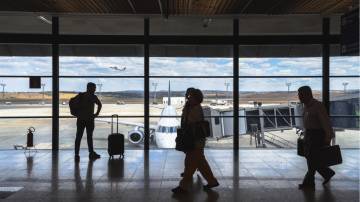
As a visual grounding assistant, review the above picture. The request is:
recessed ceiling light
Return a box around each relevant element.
[38,16,52,24]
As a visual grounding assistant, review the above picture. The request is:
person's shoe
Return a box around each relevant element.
[298,183,315,190]
[203,181,219,190]
[171,186,187,194]
[89,152,101,159]
[75,155,80,162]
[323,171,335,185]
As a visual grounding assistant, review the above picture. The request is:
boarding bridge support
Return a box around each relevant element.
[250,124,263,148]
[259,107,266,148]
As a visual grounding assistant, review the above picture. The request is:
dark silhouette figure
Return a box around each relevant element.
[75,82,102,161]
[172,175,219,202]
[74,158,97,195]
[179,87,196,178]
[172,88,219,194]
[297,86,335,190]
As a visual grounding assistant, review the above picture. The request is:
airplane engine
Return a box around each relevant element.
[128,130,144,144]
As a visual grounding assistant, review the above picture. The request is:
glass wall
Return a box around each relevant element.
[238,45,323,149]
[330,45,360,148]
[0,118,52,149]
[0,44,52,149]
[0,17,357,150]
[150,45,233,149]
[59,45,144,149]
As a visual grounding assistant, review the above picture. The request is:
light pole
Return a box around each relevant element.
[342,82,349,94]
[0,83,6,99]
[224,81,230,98]
[96,83,103,100]
[152,82,158,104]
[286,82,292,105]
[41,83,46,104]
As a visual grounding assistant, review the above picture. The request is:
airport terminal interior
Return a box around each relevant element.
[0,0,359,201]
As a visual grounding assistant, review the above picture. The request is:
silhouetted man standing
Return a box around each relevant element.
[75,82,102,161]
[297,86,335,189]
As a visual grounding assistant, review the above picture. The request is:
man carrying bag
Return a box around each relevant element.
[297,86,341,190]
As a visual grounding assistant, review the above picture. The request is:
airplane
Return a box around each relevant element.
[109,66,126,71]
[96,81,180,149]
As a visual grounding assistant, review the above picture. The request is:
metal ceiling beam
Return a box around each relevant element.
[158,0,169,19]
[127,0,137,14]
[265,0,287,14]
[0,0,354,14]
[0,33,340,45]
[158,0,164,17]
[240,0,254,13]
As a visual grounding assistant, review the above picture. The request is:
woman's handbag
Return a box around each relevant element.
[188,121,210,139]
[175,104,209,152]
[175,127,195,152]
[175,128,185,152]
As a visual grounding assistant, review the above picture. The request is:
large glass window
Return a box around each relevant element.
[150,45,233,149]
[0,44,52,149]
[59,117,144,150]
[59,78,144,117]
[59,44,144,149]
[0,17,356,151]
[238,45,322,149]
[0,118,52,149]
[0,77,52,117]
[330,45,360,148]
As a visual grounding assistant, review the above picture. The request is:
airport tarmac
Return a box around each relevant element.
[0,104,358,150]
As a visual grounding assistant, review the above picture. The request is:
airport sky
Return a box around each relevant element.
[0,56,358,92]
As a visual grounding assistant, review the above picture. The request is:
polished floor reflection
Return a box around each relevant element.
[0,149,358,202]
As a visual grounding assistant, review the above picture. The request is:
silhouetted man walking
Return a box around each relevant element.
[297,86,335,189]
[75,82,102,161]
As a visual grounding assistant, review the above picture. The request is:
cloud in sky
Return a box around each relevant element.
[0,56,358,92]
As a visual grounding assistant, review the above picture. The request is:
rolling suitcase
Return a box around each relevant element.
[108,114,125,159]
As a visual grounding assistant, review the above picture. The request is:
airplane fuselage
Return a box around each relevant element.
[154,105,180,148]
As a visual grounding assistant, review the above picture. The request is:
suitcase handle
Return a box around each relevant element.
[111,114,119,134]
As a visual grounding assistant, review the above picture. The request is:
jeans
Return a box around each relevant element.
[75,118,95,155]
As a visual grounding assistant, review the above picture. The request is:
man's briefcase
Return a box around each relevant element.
[313,145,342,167]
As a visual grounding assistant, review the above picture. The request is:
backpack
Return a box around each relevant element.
[69,93,83,117]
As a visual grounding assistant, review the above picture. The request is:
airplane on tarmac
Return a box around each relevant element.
[97,81,180,149]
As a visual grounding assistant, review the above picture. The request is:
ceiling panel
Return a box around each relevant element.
[0,0,355,15]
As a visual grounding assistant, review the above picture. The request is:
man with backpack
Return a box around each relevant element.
[70,82,102,161]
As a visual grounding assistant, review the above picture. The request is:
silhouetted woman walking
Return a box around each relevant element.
[172,88,219,194]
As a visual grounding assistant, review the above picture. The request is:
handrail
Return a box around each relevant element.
[263,131,296,148]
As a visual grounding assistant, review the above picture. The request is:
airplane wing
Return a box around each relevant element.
[95,118,157,130]
[150,105,164,110]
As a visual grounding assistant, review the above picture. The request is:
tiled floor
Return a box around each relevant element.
[0,149,358,202]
